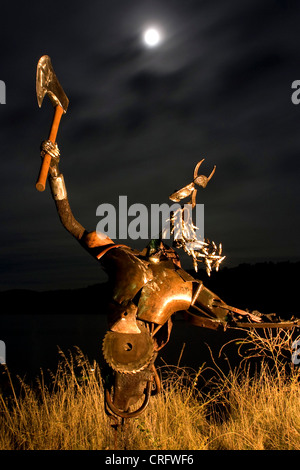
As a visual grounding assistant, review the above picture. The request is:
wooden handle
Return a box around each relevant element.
[36,105,64,192]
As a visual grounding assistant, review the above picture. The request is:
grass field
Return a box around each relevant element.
[0,328,300,450]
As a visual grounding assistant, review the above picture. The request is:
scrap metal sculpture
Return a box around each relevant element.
[35,56,300,423]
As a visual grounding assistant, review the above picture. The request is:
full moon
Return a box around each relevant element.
[143,28,161,47]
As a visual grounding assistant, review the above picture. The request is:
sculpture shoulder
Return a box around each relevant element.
[96,243,152,305]
[81,231,115,249]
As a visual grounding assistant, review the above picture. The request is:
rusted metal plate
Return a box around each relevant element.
[137,261,193,324]
[99,246,153,305]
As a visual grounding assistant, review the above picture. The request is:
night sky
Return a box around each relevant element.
[1,0,300,291]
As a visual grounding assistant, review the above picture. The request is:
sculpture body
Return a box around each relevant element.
[35,55,300,421]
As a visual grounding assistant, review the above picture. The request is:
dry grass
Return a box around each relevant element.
[0,329,300,450]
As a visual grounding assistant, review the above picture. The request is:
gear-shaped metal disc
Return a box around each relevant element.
[102,321,155,374]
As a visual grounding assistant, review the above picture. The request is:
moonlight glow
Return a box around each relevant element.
[143,28,161,47]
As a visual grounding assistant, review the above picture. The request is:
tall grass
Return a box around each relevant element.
[0,329,300,450]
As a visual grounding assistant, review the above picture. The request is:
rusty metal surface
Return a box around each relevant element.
[192,284,229,322]
[183,311,222,330]
[102,321,155,374]
[105,369,153,418]
[234,319,300,329]
[54,197,86,241]
[107,301,141,334]
[137,260,193,325]
[99,246,153,305]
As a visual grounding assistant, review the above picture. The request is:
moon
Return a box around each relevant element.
[143,28,161,47]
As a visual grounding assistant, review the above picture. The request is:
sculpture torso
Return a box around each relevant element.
[97,244,194,331]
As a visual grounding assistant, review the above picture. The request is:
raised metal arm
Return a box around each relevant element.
[43,141,86,241]
[43,140,114,252]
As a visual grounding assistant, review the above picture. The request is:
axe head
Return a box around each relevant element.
[36,55,69,113]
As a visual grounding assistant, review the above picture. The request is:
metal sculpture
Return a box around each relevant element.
[35,55,300,424]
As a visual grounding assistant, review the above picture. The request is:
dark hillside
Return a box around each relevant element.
[1,261,299,317]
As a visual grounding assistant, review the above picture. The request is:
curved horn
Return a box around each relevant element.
[193,159,205,180]
[207,165,216,182]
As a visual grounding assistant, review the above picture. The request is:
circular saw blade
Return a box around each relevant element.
[102,322,155,374]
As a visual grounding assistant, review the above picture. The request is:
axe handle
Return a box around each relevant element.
[36,105,64,192]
